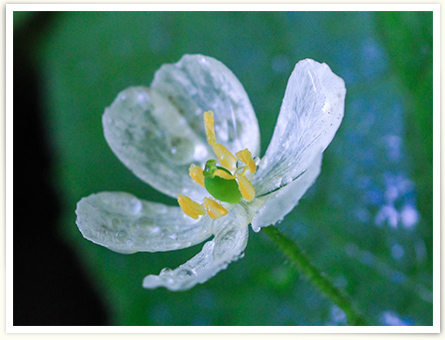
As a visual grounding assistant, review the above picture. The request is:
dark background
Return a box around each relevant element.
[14,12,107,325]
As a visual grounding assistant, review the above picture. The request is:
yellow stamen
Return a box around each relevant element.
[236,149,257,174]
[189,164,205,187]
[214,169,236,180]
[237,175,256,201]
[204,111,237,171]
[204,111,217,146]
[177,194,206,219]
[212,144,237,172]
[203,197,228,219]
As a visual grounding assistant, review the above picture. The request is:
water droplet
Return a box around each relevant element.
[131,217,155,236]
[149,226,161,235]
[116,230,129,243]
[182,241,192,248]
[235,166,246,176]
[160,268,172,275]
[129,199,143,214]
[99,226,108,236]
[167,136,194,164]
[177,268,195,278]
[137,92,149,105]
[103,114,112,124]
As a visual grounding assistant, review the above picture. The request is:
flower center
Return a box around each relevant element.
[177,111,258,220]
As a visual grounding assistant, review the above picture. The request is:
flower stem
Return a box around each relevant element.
[263,225,369,326]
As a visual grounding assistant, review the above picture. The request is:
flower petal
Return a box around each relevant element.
[152,54,260,157]
[103,86,208,202]
[251,152,322,231]
[142,205,249,291]
[253,59,345,196]
[75,192,213,254]
[103,54,260,201]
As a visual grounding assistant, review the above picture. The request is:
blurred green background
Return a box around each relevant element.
[13,11,433,326]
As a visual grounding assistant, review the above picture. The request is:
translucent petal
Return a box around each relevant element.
[103,86,208,202]
[253,59,345,196]
[75,192,213,254]
[142,205,249,291]
[251,153,322,231]
[103,54,260,201]
[152,54,260,157]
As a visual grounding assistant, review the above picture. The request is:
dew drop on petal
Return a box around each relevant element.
[235,166,246,177]
[131,217,156,237]
[149,226,161,235]
[160,268,172,275]
[167,136,195,164]
[177,268,196,278]
[116,230,129,243]
[99,225,108,236]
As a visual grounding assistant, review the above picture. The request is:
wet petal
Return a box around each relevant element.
[152,54,260,157]
[76,192,213,254]
[143,205,249,291]
[253,59,345,196]
[251,153,322,231]
[103,55,260,201]
[103,86,208,201]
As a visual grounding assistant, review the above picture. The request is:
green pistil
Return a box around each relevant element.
[203,159,242,204]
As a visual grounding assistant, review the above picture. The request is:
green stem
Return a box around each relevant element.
[263,225,369,326]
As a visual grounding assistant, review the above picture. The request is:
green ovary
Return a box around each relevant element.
[204,176,242,204]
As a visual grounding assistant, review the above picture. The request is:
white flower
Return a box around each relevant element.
[75,54,346,291]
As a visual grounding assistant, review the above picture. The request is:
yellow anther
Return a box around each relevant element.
[236,149,257,174]
[189,164,205,187]
[204,111,217,146]
[203,197,228,219]
[177,194,206,219]
[213,143,237,172]
[203,110,237,171]
[237,175,256,201]
[214,169,236,180]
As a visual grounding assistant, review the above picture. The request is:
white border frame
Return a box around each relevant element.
[5,3,440,334]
